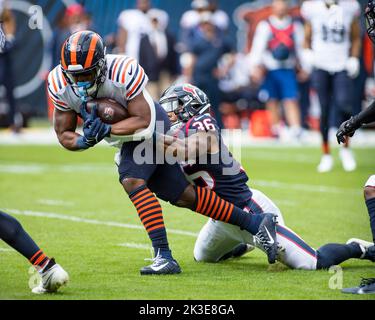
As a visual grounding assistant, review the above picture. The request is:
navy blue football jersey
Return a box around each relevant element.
[179,114,252,209]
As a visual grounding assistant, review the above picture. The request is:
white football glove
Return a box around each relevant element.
[346,57,360,79]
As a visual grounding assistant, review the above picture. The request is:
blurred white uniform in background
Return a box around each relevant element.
[301,0,361,74]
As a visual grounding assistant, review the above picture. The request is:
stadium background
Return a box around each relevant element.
[1,0,375,300]
[4,0,254,118]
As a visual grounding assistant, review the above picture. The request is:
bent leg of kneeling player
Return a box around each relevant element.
[364,175,375,243]
[248,189,318,270]
[193,189,286,263]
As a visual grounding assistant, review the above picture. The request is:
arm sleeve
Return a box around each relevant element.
[355,101,375,125]
[248,21,270,69]
[123,59,149,101]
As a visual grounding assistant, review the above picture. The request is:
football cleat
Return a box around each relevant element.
[346,238,375,262]
[339,148,357,172]
[32,259,69,294]
[140,254,181,275]
[254,213,278,264]
[342,278,375,295]
[317,154,334,173]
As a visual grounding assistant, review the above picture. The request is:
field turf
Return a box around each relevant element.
[0,144,374,300]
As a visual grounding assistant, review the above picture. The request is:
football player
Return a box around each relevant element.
[0,210,69,294]
[49,30,279,275]
[157,83,375,270]
[338,0,375,294]
[302,0,361,173]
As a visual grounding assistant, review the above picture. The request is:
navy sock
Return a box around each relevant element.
[129,185,172,259]
[366,198,375,243]
[194,186,263,235]
[0,211,40,260]
[316,243,363,269]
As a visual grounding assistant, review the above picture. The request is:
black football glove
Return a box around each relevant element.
[336,116,361,144]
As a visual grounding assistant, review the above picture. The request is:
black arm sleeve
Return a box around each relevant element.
[354,100,375,126]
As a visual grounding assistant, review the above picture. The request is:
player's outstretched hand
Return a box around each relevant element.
[336,117,359,144]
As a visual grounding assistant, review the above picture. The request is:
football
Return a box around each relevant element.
[86,98,129,124]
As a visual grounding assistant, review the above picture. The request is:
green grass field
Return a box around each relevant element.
[0,144,374,300]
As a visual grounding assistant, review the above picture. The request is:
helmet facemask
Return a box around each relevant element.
[63,57,106,100]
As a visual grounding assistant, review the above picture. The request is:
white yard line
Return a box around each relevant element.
[37,199,75,207]
[2,208,198,237]
[118,242,151,250]
[251,180,361,195]
[0,248,14,252]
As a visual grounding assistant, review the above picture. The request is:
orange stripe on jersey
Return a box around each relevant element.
[51,72,58,93]
[70,31,84,66]
[111,57,123,80]
[84,34,99,69]
[127,67,144,98]
[121,59,135,84]
[49,95,67,106]
[61,72,67,86]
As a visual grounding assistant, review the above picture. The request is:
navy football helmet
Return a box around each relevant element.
[61,30,107,98]
[159,84,211,131]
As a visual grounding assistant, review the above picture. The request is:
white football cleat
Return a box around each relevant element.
[32,259,69,294]
[339,148,357,172]
[317,154,334,173]
[346,238,374,259]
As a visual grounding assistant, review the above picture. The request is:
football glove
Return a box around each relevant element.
[336,116,361,144]
[77,104,111,149]
[346,57,360,79]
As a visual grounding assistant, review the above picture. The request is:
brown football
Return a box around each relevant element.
[86,98,129,124]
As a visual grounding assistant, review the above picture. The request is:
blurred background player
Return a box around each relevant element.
[302,0,361,173]
[182,12,234,129]
[0,0,18,132]
[0,210,69,294]
[248,0,304,140]
[337,1,375,294]
[158,83,375,270]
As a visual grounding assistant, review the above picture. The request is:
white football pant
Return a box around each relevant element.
[193,189,318,270]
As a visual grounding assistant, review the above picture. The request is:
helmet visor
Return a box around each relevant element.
[65,67,98,85]
[160,97,181,113]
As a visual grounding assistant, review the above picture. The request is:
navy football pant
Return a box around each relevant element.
[312,69,353,144]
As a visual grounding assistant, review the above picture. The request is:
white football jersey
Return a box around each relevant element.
[301,0,360,72]
[47,54,155,147]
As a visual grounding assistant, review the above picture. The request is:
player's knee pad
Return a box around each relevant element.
[0,211,23,242]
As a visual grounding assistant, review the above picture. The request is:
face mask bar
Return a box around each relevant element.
[366,3,375,44]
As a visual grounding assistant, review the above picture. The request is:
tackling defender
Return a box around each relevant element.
[157,83,375,270]
[336,0,375,295]
[48,30,278,275]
